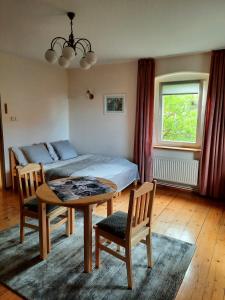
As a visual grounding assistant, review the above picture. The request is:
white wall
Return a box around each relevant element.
[0,51,69,185]
[68,62,138,159]
[68,53,211,162]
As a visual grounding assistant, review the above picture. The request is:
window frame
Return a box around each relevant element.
[156,80,204,149]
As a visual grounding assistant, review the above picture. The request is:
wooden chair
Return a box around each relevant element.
[17,163,74,253]
[10,148,18,190]
[94,180,157,289]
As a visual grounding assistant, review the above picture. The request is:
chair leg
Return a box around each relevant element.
[46,218,51,253]
[69,208,75,235]
[12,175,15,191]
[146,231,153,268]
[95,228,100,268]
[66,209,71,237]
[20,212,25,243]
[125,246,133,289]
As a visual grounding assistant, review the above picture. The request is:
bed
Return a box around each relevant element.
[10,144,139,192]
[44,154,139,192]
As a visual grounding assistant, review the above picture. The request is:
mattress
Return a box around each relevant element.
[44,154,139,192]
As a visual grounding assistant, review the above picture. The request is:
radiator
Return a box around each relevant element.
[153,157,199,187]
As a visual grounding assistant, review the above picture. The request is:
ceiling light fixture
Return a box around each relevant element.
[44,12,97,69]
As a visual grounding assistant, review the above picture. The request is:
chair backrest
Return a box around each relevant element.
[17,163,45,204]
[126,180,157,238]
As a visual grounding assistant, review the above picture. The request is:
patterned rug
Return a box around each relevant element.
[0,212,195,300]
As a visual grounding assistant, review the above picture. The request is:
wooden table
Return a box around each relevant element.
[36,177,117,273]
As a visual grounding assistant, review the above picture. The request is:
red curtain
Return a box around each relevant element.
[199,50,225,199]
[133,58,155,183]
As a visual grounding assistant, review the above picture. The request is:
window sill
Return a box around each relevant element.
[153,145,202,152]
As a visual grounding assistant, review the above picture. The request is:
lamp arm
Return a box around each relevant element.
[51,37,68,50]
[73,40,87,56]
[74,38,92,52]
[63,40,70,48]
[62,40,84,56]
[74,46,85,56]
[74,38,90,48]
[61,39,87,56]
[50,37,92,55]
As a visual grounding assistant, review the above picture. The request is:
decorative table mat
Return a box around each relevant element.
[48,176,114,202]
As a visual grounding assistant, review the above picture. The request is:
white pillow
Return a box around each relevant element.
[46,143,59,161]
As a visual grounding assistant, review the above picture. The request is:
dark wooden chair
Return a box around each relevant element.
[94,180,157,289]
[17,163,74,253]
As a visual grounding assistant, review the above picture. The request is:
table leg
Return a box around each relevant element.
[107,198,113,216]
[38,201,48,259]
[70,208,75,235]
[83,205,92,273]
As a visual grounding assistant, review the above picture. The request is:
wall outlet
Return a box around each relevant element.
[10,116,17,121]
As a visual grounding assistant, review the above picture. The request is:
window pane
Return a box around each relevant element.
[162,82,200,95]
[162,94,199,143]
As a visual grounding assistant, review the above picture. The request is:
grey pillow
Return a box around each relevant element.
[21,144,53,164]
[51,140,78,160]
[45,142,59,161]
[12,147,28,166]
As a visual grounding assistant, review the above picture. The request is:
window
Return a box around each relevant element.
[157,81,203,148]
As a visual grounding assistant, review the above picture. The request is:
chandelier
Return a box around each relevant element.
[44,12,97,69]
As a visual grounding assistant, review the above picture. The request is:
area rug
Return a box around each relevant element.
[0,212,195,300]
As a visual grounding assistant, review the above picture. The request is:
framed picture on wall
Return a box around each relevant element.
[104,94,126,114]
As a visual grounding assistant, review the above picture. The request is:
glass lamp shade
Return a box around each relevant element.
[45,49,57,64]
[80,57,91,70]
[62,46,75,61]
[58,56,70,68]
[85,51,97,65]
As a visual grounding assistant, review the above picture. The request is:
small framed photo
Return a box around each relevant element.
[104,94,126,114]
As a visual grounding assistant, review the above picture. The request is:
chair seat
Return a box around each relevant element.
[24,197,58,214]
[97,211,128,239]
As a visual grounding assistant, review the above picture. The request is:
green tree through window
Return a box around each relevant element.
[160,81,200,144]
[162,94,198,143]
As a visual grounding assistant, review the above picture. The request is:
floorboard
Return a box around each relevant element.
[0,186,224,300]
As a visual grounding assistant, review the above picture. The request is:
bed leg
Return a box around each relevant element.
[114,192,121,198]
[133,180,138,188]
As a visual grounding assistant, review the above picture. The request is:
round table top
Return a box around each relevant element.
[36,177,117,207]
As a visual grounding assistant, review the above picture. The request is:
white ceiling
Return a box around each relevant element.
[1,0,225,67]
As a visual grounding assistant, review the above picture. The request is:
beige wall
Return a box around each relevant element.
[68,62,138,159]
[0,51,69,185]
[155,52,211,76]
[68,53,211,160]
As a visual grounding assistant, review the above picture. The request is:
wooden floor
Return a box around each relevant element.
[0,187,225,300]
